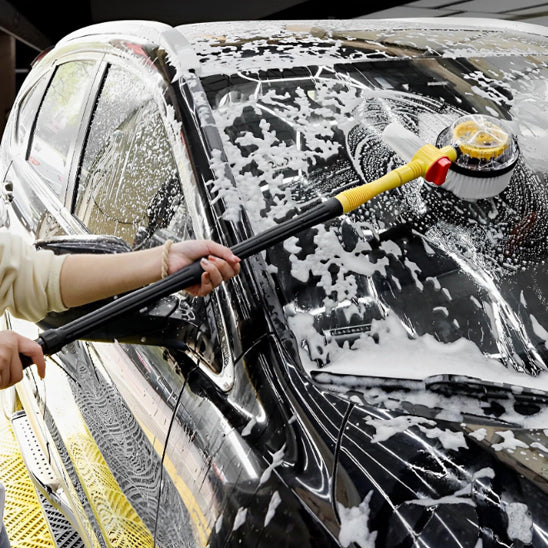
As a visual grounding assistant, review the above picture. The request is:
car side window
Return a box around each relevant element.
[73,64,181,246]
[71,64,224,374]
[15,75,50,147]
[28,60,96,196]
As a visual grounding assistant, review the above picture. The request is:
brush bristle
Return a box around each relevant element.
[442,169,514,201]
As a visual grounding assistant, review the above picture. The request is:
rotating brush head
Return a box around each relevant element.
[436,114,520,200]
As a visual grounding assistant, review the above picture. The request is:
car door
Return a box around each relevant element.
[67,52,283,545]
[0,53,124,545]
[2,48,205,544]
[64,54,224,545]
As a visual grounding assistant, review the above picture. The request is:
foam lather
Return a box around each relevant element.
[20,123,459,366]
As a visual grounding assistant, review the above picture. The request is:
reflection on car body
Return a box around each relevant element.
[1,17,548,547]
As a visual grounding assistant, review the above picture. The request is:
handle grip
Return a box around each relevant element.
[20,354,33,369]
[20,337,45,369]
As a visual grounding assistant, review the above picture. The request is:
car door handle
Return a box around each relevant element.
[3,181,13,202]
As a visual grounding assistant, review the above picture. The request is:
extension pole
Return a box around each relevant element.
[22,143,456,365]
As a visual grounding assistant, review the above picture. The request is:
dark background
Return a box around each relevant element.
[2,0,546,87]
[3,0,411,62]
[0,0,413,106]
[0,0,412,135]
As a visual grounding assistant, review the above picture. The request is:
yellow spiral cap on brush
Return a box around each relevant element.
[436,114,520,200]
[452,116,510,161]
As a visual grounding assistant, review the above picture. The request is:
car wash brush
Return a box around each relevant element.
[383,114,520,201]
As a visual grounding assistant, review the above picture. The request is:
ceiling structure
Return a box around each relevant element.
[2,0,410,50]
[0,0,412,88]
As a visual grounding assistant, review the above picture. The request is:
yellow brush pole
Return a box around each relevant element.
[335,144,457,213]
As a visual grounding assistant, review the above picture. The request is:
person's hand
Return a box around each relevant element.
[0,331,45,389]
[168,240,241,297]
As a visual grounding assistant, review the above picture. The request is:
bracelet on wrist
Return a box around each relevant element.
[161,239,173,279]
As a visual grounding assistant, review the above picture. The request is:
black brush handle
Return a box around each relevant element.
[20,197,343,367]
[20,354,34,368]
[19,259,205,368]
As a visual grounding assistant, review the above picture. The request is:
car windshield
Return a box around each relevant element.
[201,36,548,389]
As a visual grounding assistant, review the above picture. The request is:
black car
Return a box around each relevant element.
[1,17,548,547]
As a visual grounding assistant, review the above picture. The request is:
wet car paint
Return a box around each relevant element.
[1,18,548,547]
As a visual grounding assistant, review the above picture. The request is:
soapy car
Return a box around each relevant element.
[1,17,548,547]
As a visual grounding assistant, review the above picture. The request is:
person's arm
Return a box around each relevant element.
[1,235,240,389]
[59,239,241,307]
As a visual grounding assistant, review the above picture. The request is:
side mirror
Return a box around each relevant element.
[34,234,132,255]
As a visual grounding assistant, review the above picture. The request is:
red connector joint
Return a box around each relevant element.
[425,157,452,186]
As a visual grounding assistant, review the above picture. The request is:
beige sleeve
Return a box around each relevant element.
[0,229,68,322]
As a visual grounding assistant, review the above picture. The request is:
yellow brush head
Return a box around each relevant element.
[452,117,510,160]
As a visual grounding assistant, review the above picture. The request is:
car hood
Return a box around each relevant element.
[333,398,548,547]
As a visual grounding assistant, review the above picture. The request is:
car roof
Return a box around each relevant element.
[53,18,548,79]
